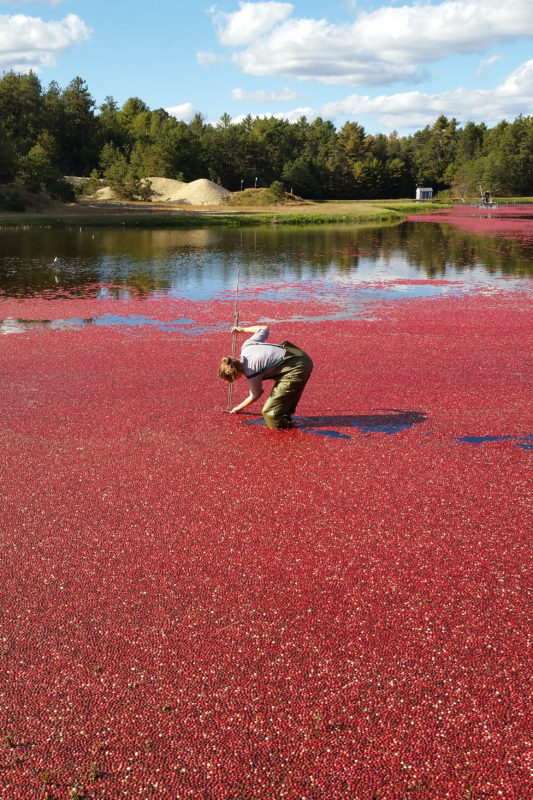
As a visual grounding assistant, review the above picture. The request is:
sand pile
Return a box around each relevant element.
[148,177,230,205]
[94,186,115,201]
[147,177,187,202]
[83,176,231,205]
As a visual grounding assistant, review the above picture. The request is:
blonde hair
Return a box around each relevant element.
[218,356,244,382]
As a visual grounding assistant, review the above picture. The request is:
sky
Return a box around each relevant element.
[1,0,533,135]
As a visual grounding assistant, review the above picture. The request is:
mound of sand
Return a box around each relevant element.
[94,186,115,201]
[76,176,231,206]
[148,177,230,205]
[147,177,187,202]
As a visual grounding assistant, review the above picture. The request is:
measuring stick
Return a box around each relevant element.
[227,268,240,412]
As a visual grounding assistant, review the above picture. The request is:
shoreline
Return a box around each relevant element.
[0,198,448,229]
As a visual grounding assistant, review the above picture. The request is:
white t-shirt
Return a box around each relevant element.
[240,328,286,398]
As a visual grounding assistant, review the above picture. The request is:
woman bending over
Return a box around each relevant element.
[219,325,313,430]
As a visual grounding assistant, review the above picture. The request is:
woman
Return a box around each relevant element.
[219,325,313,429]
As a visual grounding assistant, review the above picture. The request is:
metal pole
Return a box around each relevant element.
[227,268,240,412]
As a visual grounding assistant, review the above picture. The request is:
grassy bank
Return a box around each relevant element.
[0,198,449,230]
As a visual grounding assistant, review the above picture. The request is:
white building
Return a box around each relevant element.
[416,186,433,201]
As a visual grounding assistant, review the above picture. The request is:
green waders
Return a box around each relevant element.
[261,340,313,429]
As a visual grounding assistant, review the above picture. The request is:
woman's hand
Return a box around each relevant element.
[230,394,257,414]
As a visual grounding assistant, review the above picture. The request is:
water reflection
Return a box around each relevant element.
[0,221,532,300]
[0,314,206,336]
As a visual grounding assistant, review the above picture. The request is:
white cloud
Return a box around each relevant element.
[212,1,293,46]
[166,102,198,123]
[0,13,91,71]
[232,106,315,124]
[274,106,315,123]
[196,50,224,66]
[231,86,297,102]
[320,59,533,129]
[476,54,504,75]
[215,0,533,87]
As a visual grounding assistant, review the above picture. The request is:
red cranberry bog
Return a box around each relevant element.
[0,209,531,800]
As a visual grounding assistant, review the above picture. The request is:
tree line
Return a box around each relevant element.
[1,71,533,203]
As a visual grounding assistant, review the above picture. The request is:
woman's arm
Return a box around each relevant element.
[229,325,269,413]
[230,393,258,414]
[232,324,269,335]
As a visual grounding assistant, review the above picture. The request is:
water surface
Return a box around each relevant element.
[0,222,531,336]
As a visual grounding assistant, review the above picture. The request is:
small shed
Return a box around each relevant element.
[416,186,433,201]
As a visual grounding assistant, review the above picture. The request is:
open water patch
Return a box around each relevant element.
[455,434,532,450]
[243,415,532,452]
[301,428,352,440]
[245,410,427,440]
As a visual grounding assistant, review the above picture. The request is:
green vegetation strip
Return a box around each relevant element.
[0,202,449,230]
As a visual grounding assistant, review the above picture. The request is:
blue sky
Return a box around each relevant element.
[1,0,533,134]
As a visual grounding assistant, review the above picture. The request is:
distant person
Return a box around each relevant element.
[484,191,491,205]
[219,325,313,429]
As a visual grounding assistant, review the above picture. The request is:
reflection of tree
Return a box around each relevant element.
[404,222,533,278]
[1,222,531,299]
[0,318,52,334]
[0,230,101,297]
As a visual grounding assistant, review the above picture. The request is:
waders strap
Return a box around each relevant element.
[244,342,287,379]
[247,356,284,379]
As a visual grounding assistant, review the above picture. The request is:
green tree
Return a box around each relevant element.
[0,71,43,156]
[249,117,300,187]
[101,141,152,200]
[0,125,17,182]
[385,157,409,197]
[102,148,128,192]
[58,77,99,174]
[268,180,286,204]
[17,143,56,192]
[3,67,533,202]
[16,134,73,199]
[411,116,458,190]
[118,97,150,132]
[290,117,337,197]
[203,114,242,188]
[327,122,372,197]
[97,96,128,151]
